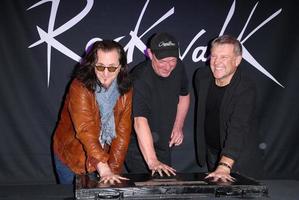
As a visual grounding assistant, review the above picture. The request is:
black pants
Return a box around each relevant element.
[125,136,171,173]
[206,145,221,172]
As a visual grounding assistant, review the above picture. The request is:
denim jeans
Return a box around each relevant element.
[54,155,75,184]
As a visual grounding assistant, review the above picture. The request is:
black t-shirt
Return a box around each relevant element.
[204,81,227,150]
[131,59,189,152]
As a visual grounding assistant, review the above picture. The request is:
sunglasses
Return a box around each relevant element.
[95,64,120,72]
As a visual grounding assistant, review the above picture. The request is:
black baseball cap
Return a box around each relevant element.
[150,32,179,59]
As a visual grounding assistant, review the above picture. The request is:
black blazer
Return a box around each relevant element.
[194,65,260,175]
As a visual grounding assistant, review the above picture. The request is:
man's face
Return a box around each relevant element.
[210,43,242,86]
[148,49,177,77]
[94,49,121,88]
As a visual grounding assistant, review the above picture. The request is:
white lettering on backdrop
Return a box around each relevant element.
[27,0,283,87]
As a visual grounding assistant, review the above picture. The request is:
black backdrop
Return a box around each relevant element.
[0,0,298,184]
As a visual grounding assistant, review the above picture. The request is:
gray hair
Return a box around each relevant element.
[211,35,242,56]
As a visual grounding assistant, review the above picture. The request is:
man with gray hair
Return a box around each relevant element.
[194,35,261,182]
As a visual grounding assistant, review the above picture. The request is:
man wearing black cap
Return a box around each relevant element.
[125,32,190,176]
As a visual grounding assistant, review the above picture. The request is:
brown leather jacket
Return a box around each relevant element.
[53,79,132,174]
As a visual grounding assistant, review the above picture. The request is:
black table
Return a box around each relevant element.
[75,172,268,199]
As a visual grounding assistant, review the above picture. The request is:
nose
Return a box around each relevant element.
[103,68,110,76]
[164,64,171,71]
[164,62,174,71]
[212,57,221,66]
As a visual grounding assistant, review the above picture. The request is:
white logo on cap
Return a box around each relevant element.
[159,41,176,47]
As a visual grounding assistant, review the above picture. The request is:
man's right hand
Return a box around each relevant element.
[134,117,176,177]
[148,159,176,177]
[96,162,128,184]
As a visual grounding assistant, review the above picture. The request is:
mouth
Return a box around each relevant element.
[215,67,224,71]
[161,71,171,76]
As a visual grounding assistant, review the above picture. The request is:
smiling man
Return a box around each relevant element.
[194,35,261,182]
[125,32,190,176]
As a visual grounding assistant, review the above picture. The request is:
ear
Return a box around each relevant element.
[147,48,153,60]
[235,55,242,67]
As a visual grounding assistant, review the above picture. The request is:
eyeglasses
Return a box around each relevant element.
[95,64,120,72]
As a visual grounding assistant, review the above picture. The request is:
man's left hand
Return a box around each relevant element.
[205,167,235,182]
[169,127,184,147]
